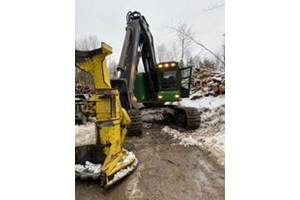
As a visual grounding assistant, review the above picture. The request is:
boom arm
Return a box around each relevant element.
[117,11,158,108]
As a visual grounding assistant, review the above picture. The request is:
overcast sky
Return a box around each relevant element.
[75,0,224,62]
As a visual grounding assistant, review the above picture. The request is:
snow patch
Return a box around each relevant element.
[180,93,224,110]
[161,123,225,168]
[179,136,200,147]
[75,123,96,147]
[109,152,138,185]
[75,161,102,174]
[121,150,136,165]
[162,126,201,147]
[141,109,164,122]
[112,167,131,182]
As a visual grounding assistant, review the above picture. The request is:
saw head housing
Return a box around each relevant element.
[75,42,138,187]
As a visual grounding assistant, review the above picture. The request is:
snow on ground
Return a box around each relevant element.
[141,109,164,122]
[75,94,225,167]
[161,123,225,168]
[162,126,198,146]
[180,92,225,110]
[162,94,225,168]
[196,129,224,168]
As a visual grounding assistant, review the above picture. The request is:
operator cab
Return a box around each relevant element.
[156,62,181,101]
[133,61,192,103]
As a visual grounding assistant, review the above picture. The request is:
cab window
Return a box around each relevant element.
[160,70,177,90]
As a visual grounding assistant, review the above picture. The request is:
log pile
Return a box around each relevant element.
[75,81,94,94]
[191,67,225,98]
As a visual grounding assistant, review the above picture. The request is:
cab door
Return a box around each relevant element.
[180,66,192,98]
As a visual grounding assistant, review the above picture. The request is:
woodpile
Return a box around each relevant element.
[191,67,225,98]
[75,81,94,94]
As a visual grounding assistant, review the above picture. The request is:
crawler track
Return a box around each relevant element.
[173,107,201,129]
[127,109,143,136]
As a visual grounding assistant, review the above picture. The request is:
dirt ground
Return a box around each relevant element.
[75,123,225,200]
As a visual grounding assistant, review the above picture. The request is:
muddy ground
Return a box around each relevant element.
[75,123,225,200]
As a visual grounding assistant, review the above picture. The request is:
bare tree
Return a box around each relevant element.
[192,55,202,68]
[222,33,225,65]
[214,52,223,71]
[172,23,194,64]
[200,58,215,69]
[75,35,119,84]
[75,35,102,85]
[185,48,192,65]
[108,60,118,79]
[157,42,189,63]
[170,42,180,61]
[75,35,100,51]
[169,26,225,67]
[156,43,167,62]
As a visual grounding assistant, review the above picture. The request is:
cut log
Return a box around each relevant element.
[219,85,225,94]
[212,85,219,93]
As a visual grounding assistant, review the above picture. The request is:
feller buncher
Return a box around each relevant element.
[75,42,138,188]
[114,11,201,135]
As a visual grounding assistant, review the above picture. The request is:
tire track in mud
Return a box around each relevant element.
[76,124,224,200]
[126,163,144,199]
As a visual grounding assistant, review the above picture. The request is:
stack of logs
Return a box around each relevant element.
[191,67,225,97]
[75,81,94,94]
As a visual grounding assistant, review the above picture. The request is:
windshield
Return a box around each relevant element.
[160,70,177,90]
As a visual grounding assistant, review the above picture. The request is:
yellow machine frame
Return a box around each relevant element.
[75,42,137,187]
